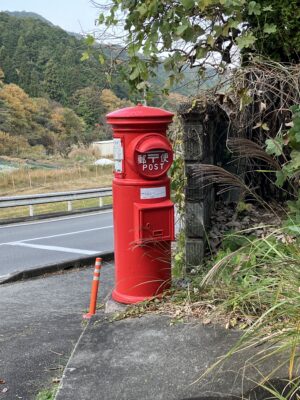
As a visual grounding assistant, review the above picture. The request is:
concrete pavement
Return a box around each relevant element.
[54,272,291,400]
[0,258,292,400]
[55,314,290,400]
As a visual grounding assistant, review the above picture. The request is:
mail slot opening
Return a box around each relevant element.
[134,200,174,243]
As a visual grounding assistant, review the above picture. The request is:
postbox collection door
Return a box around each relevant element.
[134,200,174,244]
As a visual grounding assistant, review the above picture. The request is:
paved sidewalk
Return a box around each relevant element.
[55,298,288,399]
[56,314,245,400]
[0,261,114,400]
[0,260,290,400]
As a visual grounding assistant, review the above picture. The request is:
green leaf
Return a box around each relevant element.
[198,0,213,11]
[98,13,105,24]
[286,225,300,234]
[164,57,175,72]
[265,138,283,156]
[105,72,112,83]
[136,81,150,91]
[248,1,261,15]
[137,3,148,16]
[262,5,273,11]
[228,18,240,29]
[127,44,139,57]
[290,150,300,170]
[129,67,140,81]
[261,123,269,131]
[195,48,206,59]
[80,51,89,61]
[176,19,190,36]
[207,35,215,47]
[180,0,195,10]
[182,27,195,42]
[263,23,277,34]
[290,104,300,113]
[236,33,256,49]
[275,170,286,187]
[293,116,300,133]
[176,23,189,35]
[98,54,105,65]
[85,35,95,46]
[238,88,253,110]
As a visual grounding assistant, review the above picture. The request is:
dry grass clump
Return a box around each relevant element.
[68,146,102,161]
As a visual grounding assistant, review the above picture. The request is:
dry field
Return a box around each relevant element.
[0,164,114,220]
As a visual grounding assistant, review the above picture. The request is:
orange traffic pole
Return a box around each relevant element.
[83,257,102,319]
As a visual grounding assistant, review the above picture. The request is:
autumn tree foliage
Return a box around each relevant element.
[0,131,31,157]
[0,82,86,156]
[0,79,132,157]
[100,89,133,113]
[50,107,86,155]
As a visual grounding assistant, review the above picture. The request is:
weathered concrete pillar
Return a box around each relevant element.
[182,109,215,270]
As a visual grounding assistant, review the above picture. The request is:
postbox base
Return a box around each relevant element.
[112,289,166,305]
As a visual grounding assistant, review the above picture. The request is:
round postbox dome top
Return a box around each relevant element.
[106,104,174,130]
[107,103,174,119]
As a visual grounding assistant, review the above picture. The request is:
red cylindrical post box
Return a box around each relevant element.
[106,104,175,304]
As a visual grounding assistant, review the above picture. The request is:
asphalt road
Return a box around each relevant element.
[0,210,114,278]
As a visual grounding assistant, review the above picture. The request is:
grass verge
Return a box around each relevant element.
[35,388,56,400]
[188,224,300,388]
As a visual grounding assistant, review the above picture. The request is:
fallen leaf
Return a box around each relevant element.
[285,121,294,127]
[0,380,5,384]
[259,102,266,112]
[52,378,61,384]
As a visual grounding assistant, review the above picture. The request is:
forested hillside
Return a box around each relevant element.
[0,12,131,104]
[0,11,188,159]
[0,12,199,103]
[0,12,135,158]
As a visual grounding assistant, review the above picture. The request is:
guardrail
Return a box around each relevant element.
[0,187,112,217]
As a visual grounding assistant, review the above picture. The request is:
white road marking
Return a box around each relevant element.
[9,242,101,255]
[0,225,113,246]
[0,209,112,229]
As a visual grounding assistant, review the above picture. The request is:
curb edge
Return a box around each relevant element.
[0,252,114,285]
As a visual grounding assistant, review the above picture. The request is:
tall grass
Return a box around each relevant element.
[193,225,300,389]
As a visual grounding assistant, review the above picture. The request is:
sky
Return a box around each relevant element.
[0,0,101,34]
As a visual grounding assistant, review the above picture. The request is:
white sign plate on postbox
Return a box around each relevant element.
[140,186,166,199]
[113,138,124,160]
[114,160,123,173]
[113,138,124,173]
